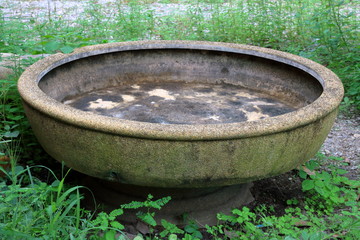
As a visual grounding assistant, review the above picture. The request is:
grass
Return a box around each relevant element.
[0,0,359,239]
[0,153,359,239]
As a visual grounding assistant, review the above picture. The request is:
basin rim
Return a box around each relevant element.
[18,40,344,140]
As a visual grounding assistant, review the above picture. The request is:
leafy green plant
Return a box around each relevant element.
[121,194,171,228]
[0,160,130,240]
[183,221,203,239]
[0,164,86,239]
[160,219,184,238]
[0,55,51,169]
[211,207,264,239]
[113,0,156,41]
[299,155,359,213]
[203,153,359,239]
[90,209,126,240]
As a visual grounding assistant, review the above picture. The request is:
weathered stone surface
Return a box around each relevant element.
[18,41,344,188]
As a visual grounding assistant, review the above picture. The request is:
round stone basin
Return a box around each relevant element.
[18,41,343,189]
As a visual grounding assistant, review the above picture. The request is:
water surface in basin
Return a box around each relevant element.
[62,82,297,124]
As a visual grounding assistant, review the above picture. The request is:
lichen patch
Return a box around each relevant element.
[122,95,136,102]
[148,88,176,101]
[88,98,119,109]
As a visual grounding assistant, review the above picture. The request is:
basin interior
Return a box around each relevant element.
[39,48,324,122]
[62,82,297,124]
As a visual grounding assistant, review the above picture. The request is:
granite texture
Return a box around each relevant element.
[18,41,344,188]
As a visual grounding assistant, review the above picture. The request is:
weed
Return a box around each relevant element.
[299,155,359,213]
[121,194,171,228]
[0,164,85,239]
[90,209,126,239]
[0,160,131,239]
[203,154,359,239]
[160,219,184,238]
[183,221,203,239]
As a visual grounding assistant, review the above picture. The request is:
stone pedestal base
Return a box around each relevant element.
[82,177,254,226]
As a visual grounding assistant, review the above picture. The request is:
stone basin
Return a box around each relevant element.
[18,41,343,188]
[18,41,343,223]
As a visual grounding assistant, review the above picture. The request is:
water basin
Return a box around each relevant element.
[18,41,343,224]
